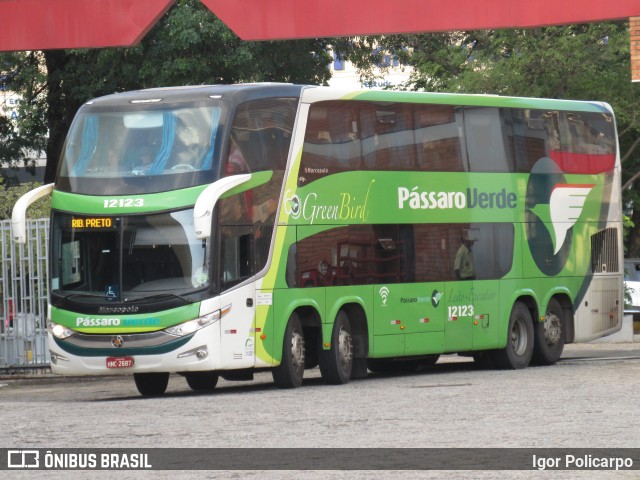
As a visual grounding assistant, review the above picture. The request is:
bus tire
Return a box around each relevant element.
[532,298,565,365]
[134,372,169,396]
[491,301,534,369]
[272,313,305,388]
[185,371,219,392]
[319,310,353,385]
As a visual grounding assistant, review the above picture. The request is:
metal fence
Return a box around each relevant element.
[0,218,49,370]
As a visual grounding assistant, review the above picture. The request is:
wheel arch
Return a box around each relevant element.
[499,293,538,349]
[545,291,574,344]
[336,302,369,361]
[272,300,322,365]
[325,298,369,358]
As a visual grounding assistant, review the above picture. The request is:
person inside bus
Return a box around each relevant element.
[454,233,476,280]
[226,135,250,175]
[163,125,203,171]
[132,146,155,175]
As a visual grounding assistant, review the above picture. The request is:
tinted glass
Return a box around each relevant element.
[287,223,514,287]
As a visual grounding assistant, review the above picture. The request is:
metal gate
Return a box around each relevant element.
[0,218,49,370]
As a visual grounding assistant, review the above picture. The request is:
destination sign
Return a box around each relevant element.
[71,217,115,229]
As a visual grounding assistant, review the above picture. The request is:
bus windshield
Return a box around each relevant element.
[57,105,223,195]
[50,209,210,303]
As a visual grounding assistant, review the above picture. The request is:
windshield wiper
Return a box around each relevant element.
[123,293,191,305]
[52,293,107,307]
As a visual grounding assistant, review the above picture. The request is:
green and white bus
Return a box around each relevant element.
[12,84,623,395]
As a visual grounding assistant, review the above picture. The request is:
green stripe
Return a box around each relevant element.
[52,186,208,214]
[52,171,274,214]
[345,90,610,113]
[51,304,201,333]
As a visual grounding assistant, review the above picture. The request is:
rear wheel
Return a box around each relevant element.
[133,372,169,396]
[532,298,565,365]
[184,371,219,392]
[491,301,534,369]
[319,310,353,384]
[272,313,305,388]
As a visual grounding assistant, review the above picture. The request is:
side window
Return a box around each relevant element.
[508,108,616,174]
[448,223,514,280]
[300,101,361,185]
[360,103,417,170]
[412,224,452,281]
[291,226,350,288]
[555,111,616,174]
[507,108,558,173]
[286,223,514,287]
[225,98,297,175]
[300,100,472,184]
[465,107,514,172]
[220,226,253,290]
[415,104,467,172]
[221,98,297,276]
[472,223,514,280]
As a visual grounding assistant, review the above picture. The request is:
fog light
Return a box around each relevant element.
[178,345,208,359]
[49,350,68,364]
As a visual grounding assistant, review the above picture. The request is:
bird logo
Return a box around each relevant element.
[530,183,595,255]
[525,157,597,276]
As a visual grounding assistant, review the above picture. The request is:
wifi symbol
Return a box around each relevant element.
[379,286,390,306]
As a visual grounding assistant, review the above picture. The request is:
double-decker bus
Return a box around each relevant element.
[12,84,623,395]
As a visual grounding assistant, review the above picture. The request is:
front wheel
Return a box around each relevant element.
[532,298,566,365]
[491,302,534,369]
[319,310,353,384]
[134,372,169,396]
[272,313,305,388]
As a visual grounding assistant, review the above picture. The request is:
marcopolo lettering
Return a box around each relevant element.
[397,187,517,210]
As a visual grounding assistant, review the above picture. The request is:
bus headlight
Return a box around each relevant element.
[164,305,230,337]
[48,321,76,340]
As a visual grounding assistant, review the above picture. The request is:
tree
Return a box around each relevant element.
[0,51,48,173]
[1,0,335,184]
[370,22,640,254]
[0,179,50,219]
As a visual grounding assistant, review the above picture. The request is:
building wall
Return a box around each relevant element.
[0,90,46,185]
[328,49,411,89]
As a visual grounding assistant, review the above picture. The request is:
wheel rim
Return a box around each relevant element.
[510,317,528,356]
[544,311,562,346]
[290,328,305,370]
[337,325,353,371]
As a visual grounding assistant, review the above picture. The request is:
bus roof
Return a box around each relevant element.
[81,83,305,108]
[80,82,613,115]
[300,86,613,114]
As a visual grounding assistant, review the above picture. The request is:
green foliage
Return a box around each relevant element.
[3,10,640,254]
[0,51,48,168]
[0,179,50,220]
[369,22,640,256]
[0,0,336,182]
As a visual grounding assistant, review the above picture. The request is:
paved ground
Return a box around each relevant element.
[1,343,639,479]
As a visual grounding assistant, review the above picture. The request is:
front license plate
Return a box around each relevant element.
[106,356,134,369]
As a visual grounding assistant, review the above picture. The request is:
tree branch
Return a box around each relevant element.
[621,134,640,166]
